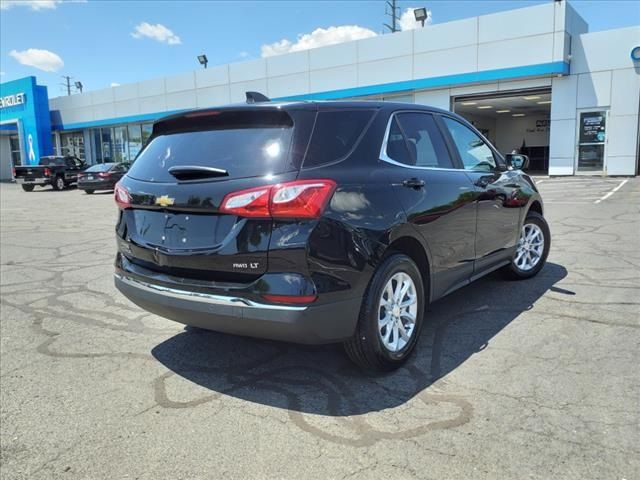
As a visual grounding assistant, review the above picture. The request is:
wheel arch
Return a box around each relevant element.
[528,199,543,217]
[385,234,432,303]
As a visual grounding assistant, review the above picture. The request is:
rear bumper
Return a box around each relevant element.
[16,178,50,186]
[78,180,115,190]
[115,273,361,344]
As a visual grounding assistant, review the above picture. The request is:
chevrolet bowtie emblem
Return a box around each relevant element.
[155,195,175,207]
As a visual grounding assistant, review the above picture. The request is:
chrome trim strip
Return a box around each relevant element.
[115,273,308,311]
[378,110,464,173]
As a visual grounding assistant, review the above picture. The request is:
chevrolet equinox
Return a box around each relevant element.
[114,96,550,371]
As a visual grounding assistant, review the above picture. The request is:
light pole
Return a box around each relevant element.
[197,54,208,69]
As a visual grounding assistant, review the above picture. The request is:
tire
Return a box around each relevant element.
[52,176,65,191]
[344,253,425,372]
[21,184,35,192]
[503,211,550,280]
[85,189,95,194]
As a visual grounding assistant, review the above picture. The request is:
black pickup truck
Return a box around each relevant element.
[14,155,86,192]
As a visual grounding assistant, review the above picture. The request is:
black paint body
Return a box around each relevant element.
[115,101,543,344]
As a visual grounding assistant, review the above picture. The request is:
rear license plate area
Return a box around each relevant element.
[131,211,235,250]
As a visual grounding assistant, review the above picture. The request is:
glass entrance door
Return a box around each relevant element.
[576,110,607,173]
[9,135,22,166]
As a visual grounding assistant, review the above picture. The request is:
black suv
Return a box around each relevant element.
[114,99,549,371]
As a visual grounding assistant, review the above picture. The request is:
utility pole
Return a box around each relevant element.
[384,0,400,33]
[61,75,73,96]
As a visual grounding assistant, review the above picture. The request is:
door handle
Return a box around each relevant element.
[402,178,425,189]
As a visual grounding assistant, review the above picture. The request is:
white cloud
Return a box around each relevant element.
[110,82,120,87]
[399,7,433,31]
[9,48,64,72]
[261,25,376,57]
[131,22,181,45]
[0,0,85,11]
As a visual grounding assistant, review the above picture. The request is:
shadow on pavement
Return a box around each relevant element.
[151,262,567,416]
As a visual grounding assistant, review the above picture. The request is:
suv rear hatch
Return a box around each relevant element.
[116,106,315,282]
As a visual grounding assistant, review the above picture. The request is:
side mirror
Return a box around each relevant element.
[505,153,529,170]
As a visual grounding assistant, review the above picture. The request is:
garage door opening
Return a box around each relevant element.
[453,89,551,174]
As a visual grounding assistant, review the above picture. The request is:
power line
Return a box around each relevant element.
[383,0,400,33]
[60,75,73,96]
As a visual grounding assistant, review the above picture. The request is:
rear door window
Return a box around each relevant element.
[127,110,294,183]
[303,110,375,168]
[387,113,453,168]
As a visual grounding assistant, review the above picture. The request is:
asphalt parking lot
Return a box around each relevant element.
[1,177,638,480]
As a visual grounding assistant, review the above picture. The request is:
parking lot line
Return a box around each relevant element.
[594,179,629,204]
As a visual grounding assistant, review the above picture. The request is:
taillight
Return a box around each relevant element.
[114,182,131,209]
[98,172,112,178]
[11,167,16,178]
[220,179,336,219]
[43,167,51,176]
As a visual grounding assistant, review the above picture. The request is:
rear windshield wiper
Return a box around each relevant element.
[168,165,229,180]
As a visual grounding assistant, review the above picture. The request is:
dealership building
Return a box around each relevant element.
[1,1,639,180]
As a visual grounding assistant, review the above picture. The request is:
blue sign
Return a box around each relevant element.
[0,76,53,165]
[631,46,640,62]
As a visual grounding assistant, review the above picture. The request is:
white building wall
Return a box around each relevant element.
[44,2,638,176]
[549,26,640,175]
[49,2,572,128]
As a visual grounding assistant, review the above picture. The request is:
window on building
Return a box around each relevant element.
[60,132,85,161]
[141,123,153,146]
[128,125,143,160]
[92,129,102,163]
[101,128,113,162]
[91,123,154,164]
[113,126,129,163]
[9,136,22,166]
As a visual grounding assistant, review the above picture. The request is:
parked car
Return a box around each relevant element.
[113,98,550,371]
[78,162,128,194]
[14,155,86,192]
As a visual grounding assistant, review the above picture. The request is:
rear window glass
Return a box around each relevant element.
[303,110,375,168]
[85,163,113,173]
[39,157,64,166]
[127,110,294,182]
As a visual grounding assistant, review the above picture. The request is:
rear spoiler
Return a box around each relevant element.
[245,91,270,104]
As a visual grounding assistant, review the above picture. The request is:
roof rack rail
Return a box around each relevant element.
[245,91,270,104]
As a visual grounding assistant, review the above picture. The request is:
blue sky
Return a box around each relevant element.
[1,0,638,97]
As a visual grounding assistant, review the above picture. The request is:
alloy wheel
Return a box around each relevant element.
[377,272,418,352]
[515,223,545,271]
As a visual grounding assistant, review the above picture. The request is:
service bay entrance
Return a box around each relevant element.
[452,89,552,174]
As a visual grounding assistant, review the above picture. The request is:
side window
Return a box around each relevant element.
[395,113,453,168]
[385,117,413,165]
[303,110,375,168]
[442,117,496,171]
